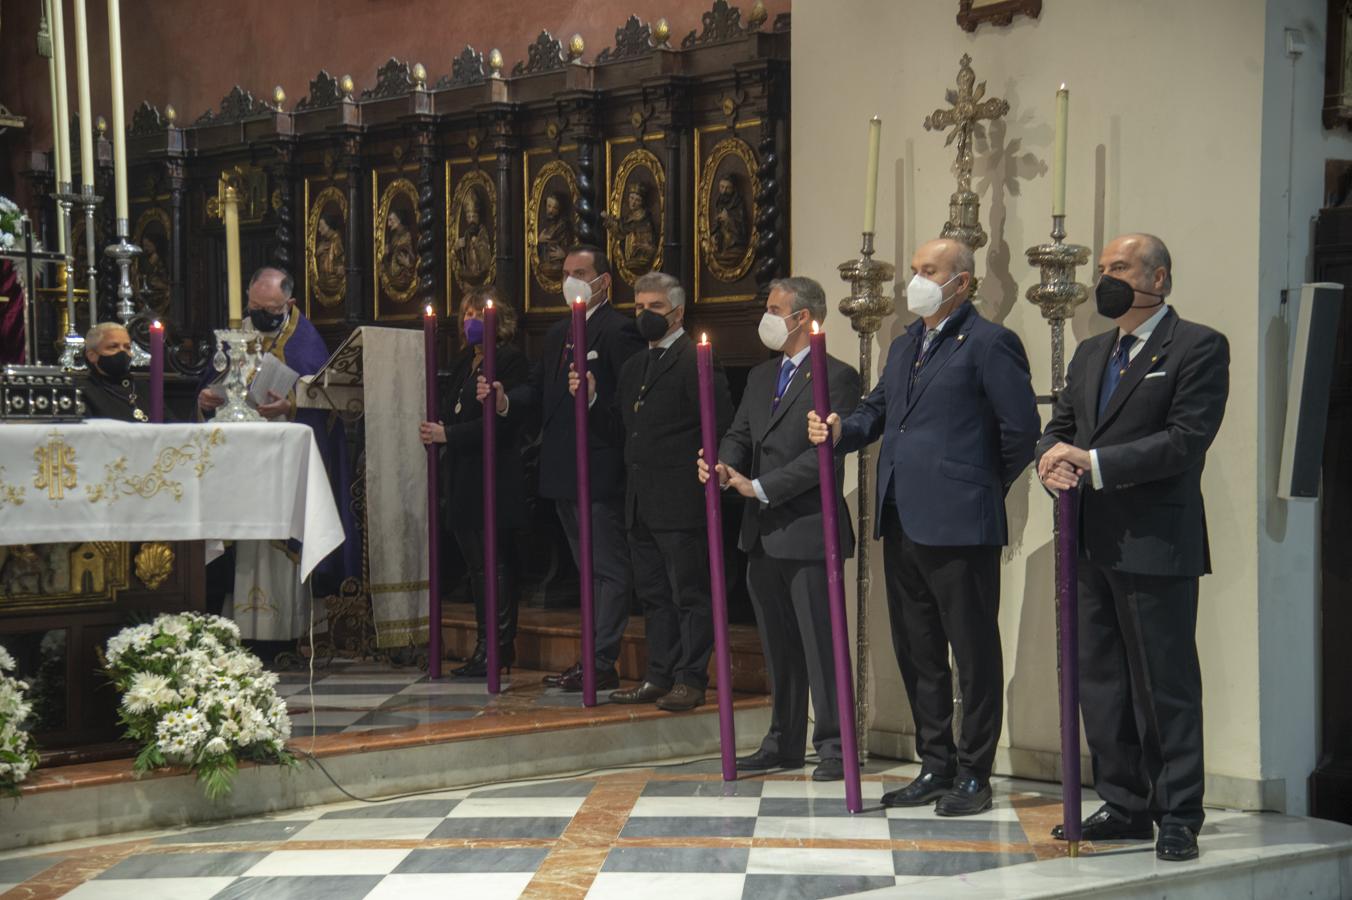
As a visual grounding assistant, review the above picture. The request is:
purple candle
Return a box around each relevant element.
[572,297,596,707]
[1057,488,1083,853]
[809,321,863,813]
[148,319,164,424]
[697,333,737,781]
[482,300,500,694]
[424,305,442,680]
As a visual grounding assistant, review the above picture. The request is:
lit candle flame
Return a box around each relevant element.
[485,298,494,309]
[811,320,820,334]
[700,332,708,345]
[573,296,585,306]
[151,319,163,330]
[425,304,434,317]
[1059,82,1067,91]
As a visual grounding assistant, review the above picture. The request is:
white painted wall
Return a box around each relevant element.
[789,0,1350,812]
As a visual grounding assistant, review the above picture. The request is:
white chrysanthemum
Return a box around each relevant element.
[0,647,15,671]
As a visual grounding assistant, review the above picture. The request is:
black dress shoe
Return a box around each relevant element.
[881,771,954,807]
[736,749,805,772]
[1051,804,1154,841]
[559,667,619,692]
[609,681,668,704]
[544,662,581,687]
[812,758,844,782]
[935,776,992,817]
[1155,823,1199,861]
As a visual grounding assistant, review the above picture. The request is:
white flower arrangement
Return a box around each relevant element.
[0,646,40,794]
[0,196,21,251]
[104,612,294,800]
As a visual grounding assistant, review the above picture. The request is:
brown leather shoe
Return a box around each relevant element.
[543,662,581,687]
[610,681,669,704]
[559,667,620,693]
[656,684,706,711]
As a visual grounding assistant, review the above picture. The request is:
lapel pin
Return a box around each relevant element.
[957,334,966,341]
[1151,355,1158,362]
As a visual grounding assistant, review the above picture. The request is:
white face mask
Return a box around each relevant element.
[562,274,603,306]
[906,272,961,318]
[757,311,802,352]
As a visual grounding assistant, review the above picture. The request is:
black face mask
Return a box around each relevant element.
[250,307,286,333]
[1094,274,1164,319]
[95,350,132,380]
[636,308,674,343]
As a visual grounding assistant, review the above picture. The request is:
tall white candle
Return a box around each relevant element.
[49,0,72,189]
[1053,84,1069,217]
[72,0,95,190]
[107,0,129,223]
[863,116,881,234]
[45,1,66,252]
[224,185,242,324]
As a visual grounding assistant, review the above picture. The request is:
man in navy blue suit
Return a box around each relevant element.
[809,237,1039,816]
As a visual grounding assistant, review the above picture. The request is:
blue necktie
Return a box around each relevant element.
[772,358,798,411]
[1097,334,1137,419]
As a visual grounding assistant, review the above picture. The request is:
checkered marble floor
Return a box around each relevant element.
[274,660,640,738]
[6,753,1349,899]
[0,756,1223,900]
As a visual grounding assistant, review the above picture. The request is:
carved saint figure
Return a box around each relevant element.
[711,173,749,267]
[602,181,657,274]
[536,191,575,284]
[315,212,346,298]
[381,207,417,296]
[137,236,171,313]
[455,192,493,286]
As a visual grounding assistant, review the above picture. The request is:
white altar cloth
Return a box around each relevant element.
[0,421,343,580]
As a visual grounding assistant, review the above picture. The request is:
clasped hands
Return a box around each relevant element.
[695,450,757,499]
[565,365,596,404]
[1037,442,1091,493]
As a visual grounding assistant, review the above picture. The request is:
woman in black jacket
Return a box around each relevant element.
[419,288,529,676]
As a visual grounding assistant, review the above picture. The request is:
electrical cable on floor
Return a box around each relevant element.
[291,746,823,806]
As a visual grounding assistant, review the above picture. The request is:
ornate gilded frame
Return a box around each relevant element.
[372,172,422,319]
[0,542,130,612]
[694,127,760,303]
[130,206,172,314]
[445,162,498,308]
[304,182,348,315]
[956,0,1042,32]
[604,141,666,289]
[524,153,581,310]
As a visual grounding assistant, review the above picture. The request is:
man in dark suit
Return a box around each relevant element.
[486,245,644,692]
[1037,233,1229,862]
[574,271,732,711]
[699,276,860,782]
[810,238,1040,816]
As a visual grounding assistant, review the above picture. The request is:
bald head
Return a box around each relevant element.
[1099,233,1172,298]
[911,238,974,300]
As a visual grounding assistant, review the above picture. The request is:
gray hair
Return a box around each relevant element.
[952,242,975,278]
[85,321,127,347]
[1129,233,1173,296]
[249,265,295,300]
[769,276,827,323]
[633,270,685,308]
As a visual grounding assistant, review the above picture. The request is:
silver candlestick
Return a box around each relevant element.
[53,183,84,369]
[80,184,100,315]
[838,229,896,763]
[1025,215,1089,393]
[211,329,265,422]
[105,220,150,366]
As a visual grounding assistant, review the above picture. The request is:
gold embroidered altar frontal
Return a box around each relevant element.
[0,422,344,581]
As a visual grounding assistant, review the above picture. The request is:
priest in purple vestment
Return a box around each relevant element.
[198,267,358,633]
